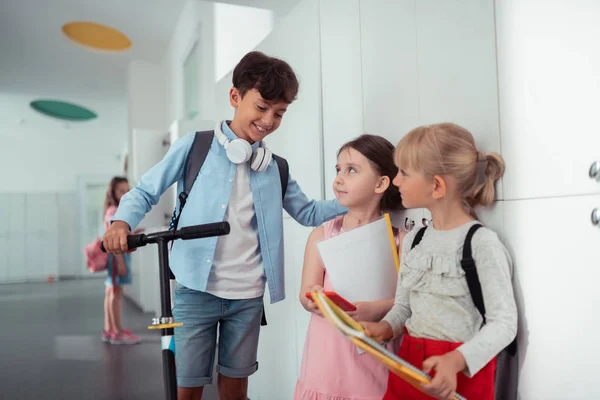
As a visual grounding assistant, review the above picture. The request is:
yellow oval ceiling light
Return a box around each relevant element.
[62,22,131,51]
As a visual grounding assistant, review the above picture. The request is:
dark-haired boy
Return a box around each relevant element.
[103,51,346,399]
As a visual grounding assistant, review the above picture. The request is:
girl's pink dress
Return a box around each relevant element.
[294,216,400,400]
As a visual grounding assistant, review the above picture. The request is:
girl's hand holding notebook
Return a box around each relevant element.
[360,321,394,343]
[421,351,467,400]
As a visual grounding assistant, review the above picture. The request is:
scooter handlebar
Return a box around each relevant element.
[99,222,230,252]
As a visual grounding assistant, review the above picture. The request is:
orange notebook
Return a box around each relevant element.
[310,291,467,400]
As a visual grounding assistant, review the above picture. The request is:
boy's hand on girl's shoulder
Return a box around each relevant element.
[421,350,466,400]
[103,221,131,254]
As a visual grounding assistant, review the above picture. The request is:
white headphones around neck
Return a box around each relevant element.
[214,121,272,172]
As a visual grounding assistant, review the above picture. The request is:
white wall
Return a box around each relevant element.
[0,93,126,193]
[495,1,600,398]
[0,91,127,283]
[127,60,167,147]
[126,58,168,219]
[133,0,600,398]
[124,59,170,308]
[164,0,217,128]
[320,0,499,231]
[245,2,324,397]
[214,3,274,82]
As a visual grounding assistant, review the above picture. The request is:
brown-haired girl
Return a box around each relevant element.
[295,134,405,400]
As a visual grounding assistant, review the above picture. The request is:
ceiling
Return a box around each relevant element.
[0,0,301,109]
[0,0,188,98]
[213,0,299,15]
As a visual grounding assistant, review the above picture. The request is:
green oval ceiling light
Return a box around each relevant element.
[30,100,98,121]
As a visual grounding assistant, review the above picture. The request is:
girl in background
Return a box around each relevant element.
[101,177,141,345]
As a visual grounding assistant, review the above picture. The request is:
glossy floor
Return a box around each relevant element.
[0,279,219,400]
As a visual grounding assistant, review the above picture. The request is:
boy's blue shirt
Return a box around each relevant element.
[113,121,347,303]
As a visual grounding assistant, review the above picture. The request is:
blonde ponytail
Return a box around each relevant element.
[471,152,505,207]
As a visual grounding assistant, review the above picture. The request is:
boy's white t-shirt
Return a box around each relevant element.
[205,162,266,299]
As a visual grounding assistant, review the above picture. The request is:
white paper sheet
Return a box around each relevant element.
[317,216,398,303]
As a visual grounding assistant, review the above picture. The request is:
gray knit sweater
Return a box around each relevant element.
[382,221,517,376]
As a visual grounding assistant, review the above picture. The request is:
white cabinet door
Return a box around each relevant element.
[503,195,600,399]
[496,0,600,200]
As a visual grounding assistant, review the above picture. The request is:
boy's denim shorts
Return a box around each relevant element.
[172,282,264,388]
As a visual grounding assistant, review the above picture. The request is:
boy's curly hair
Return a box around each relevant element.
[232,51,299,104]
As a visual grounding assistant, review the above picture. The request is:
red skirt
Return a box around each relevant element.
[382,331,496,400]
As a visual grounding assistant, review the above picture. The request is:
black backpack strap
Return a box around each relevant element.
[462,224,486,322]
[462,223,517,356]
[411,227,427,249]
[506,334,517,356]
[273,154,289,200]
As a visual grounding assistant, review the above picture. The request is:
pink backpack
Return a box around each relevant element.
[85,206,116,273]
[85,238,108,272]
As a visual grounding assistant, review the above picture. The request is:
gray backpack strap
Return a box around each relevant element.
[168,130,213,280]
[182,131,215,208]
[272,154,289,200]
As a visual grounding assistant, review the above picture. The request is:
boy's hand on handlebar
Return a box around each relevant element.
[103,221,131,254]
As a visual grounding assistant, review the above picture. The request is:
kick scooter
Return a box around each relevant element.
[102,221,230,400]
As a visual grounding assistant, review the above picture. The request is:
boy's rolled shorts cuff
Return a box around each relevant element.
[177,376,213,388]
[217,362,259,378]
[177,362,259,388]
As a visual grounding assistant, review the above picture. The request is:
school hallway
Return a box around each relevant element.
[0,279,219,400]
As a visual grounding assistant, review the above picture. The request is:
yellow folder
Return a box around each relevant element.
[310,291,467,400]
